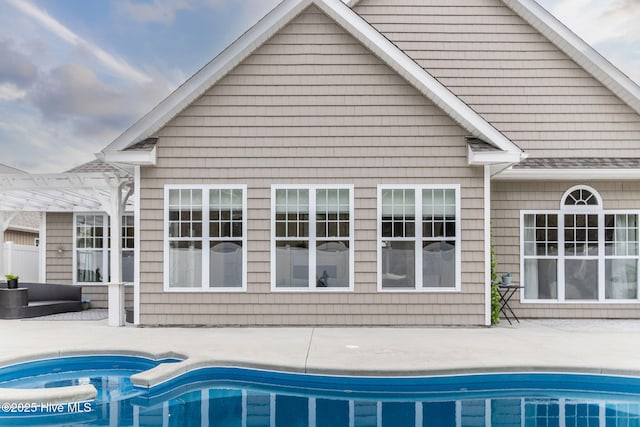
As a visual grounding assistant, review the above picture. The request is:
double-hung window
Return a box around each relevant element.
[378,185,461,291]
[165,185,246,291]
[74,213,134,284]
[271,185,354,290]
[522,185,640,302]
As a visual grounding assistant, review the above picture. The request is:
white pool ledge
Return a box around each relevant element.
[0,384,97,404]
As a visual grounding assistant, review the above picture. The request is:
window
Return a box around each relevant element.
[271,185,353,290]
[76,214,105,283]
[521,185,640,302]
[164,185,246,291]
[522,214,558,299]
[74,213,134,284]
[378,185,460,291]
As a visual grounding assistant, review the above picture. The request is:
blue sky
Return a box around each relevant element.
[0,0,638,173]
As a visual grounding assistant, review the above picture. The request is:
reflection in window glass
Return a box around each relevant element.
[77,250,104,282]
[169,241,202,287]
[423,241,455,287]
[316,241,349,288]
[209,189,243,288]
[208,389,243,426]
[524,259,557,300]
[316,399,350,427]
[381,189,415,238]
[565,259,598,300]
[382,241,415,288]
[422,188,456,288]
[275,396,307,427]
[275,241,309,288]
[606,259,638,299]
[210,242,242,288]
[605,214,639,300]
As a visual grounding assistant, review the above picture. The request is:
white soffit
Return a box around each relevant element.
[493,168,640,181]
[503,0,640,115]
[103,0,522,158]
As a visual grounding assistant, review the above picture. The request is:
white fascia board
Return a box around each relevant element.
[317,0,523,156]
[103,146,157,166]
[468,147,523,165]
[102,0,314,154]
[493,168,640,181]
[503,0,640,115]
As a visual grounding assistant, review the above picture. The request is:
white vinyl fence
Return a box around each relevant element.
[3,242,39,282]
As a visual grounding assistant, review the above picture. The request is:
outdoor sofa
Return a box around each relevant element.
[0,282,82,319]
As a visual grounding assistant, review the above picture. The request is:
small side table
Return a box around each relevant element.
[497,283,523,325]
[0,287,28,309]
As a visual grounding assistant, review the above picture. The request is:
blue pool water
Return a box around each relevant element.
[1,357,640,426]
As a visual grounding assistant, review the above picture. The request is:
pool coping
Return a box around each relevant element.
[3,349,640,393]
[3,354,640,408]
[0,384,96,405]
[3,320,640,404]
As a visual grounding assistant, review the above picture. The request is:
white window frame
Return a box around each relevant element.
[270,184,355,292]
[163,184,248,292]
[520,185,640,303]
[73,212,134,286]
[376,184,462,292]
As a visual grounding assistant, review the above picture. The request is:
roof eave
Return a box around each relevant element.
[493,168,640,181]
[103,145,157,166]
[468,148,525,165]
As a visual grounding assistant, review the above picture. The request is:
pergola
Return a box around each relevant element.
[0,168,133,326]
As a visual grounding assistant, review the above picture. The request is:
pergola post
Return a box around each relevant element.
[106,177,132,327]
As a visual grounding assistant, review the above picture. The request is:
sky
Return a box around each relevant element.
[0,0,638,174]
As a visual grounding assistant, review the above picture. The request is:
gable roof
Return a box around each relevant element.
[503,0,640,117]
[345,0,640,119]
[103,0,523,161]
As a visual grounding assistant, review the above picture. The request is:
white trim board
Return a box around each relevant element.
[493,168,640,181]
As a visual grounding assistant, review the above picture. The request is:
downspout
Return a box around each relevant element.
[133,165,141,325]
[484,165,492,326]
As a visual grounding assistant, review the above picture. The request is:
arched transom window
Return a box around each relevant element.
[522,185,639,303]
[562,186,602,208]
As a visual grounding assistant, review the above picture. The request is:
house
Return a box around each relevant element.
[0,164,40,247]
[3,0,640,326]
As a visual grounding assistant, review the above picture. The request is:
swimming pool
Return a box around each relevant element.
[1,357,640,426]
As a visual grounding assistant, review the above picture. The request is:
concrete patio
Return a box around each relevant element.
[2,316,640,381]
